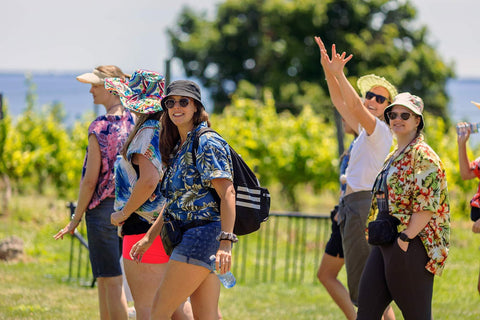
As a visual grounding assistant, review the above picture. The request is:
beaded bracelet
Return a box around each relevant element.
[216,231,239,243]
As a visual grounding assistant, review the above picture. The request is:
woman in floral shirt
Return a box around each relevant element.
[357,93,450,320]
[54,65,134,320]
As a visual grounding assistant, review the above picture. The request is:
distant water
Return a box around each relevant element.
[0,72,98,125]
[446,78,480,123]
[1,72,480,126]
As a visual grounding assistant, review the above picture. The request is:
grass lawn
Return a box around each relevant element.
[1,194,480,319]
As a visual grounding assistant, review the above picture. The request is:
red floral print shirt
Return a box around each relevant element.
[368,135,450,275]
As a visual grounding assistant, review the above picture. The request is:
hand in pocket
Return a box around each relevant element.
[397,237,409,252]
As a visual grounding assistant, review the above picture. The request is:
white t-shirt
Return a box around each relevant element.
[345,119,392,192]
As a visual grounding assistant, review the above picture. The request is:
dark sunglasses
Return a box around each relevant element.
[365,91,389,104]
[164,98,190,109]
[387,111,413,121]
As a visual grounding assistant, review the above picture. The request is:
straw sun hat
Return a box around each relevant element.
[357,74,398,102]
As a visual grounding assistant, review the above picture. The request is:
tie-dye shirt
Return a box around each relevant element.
[367,135,450,275]
[161,122,233,222]
[114,119,165,219]
[83,111,134,210]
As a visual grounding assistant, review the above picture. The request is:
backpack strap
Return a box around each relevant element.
[192,127,218,166]
[191,127,222,203]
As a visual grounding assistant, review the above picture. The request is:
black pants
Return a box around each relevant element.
[356,237,434,320]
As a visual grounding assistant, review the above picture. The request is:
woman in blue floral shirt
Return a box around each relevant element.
[131,80,235,319]
[106,70,191,320]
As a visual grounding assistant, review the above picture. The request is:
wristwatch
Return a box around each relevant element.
[399,232,412,242]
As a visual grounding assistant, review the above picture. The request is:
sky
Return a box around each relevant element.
[1,0,479,78]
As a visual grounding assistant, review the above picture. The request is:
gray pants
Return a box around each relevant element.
[337,191,372,306]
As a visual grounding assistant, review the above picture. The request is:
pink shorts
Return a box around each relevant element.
[122,233,169,264]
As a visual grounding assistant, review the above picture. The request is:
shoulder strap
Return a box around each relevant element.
[192,127,218,166]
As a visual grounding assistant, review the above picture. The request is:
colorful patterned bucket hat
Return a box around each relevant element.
[105,69,165,114]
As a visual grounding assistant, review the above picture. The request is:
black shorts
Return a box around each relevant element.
[324,206,344,258]
[471,206,480,222]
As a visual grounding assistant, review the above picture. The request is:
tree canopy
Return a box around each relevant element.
[168,0,454,119]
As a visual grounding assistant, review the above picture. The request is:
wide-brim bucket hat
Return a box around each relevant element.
[357,74,398,102]
[105,69,165,114]
[161,80,205,111]
[384,92,425,130]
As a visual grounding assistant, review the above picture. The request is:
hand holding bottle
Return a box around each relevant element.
[210,255,236,288]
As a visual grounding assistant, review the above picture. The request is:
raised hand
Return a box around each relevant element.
[328,44,353,75]
[314,36,330,70]
[314,36,353,76]
[456,122,471,144]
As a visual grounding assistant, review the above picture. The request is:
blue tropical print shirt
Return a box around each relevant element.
[114,119,165,218]
[161,122,233,222]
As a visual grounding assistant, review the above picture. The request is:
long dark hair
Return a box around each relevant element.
[159,100,210,166]
[121,111,162,158]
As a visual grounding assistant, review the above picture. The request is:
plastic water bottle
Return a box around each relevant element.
[218,271,236,288]
[209,255,236,288]
[457,122,480,135]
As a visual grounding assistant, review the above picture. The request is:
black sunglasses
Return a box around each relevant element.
[387,111,413,121]
[365,91,389,104]
[164,98,190,109]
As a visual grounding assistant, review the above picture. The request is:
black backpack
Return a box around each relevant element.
[192,127,270,235]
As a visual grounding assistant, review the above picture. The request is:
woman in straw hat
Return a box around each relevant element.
[457,101,480,295]
[106,70,193,320]
[130,80,234,319]
[314,36,396,319]
[358,93,450,319]
[54,65,134,320]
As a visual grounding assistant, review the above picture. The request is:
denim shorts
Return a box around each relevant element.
[85,198,123,278]
[170,220,221,271]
